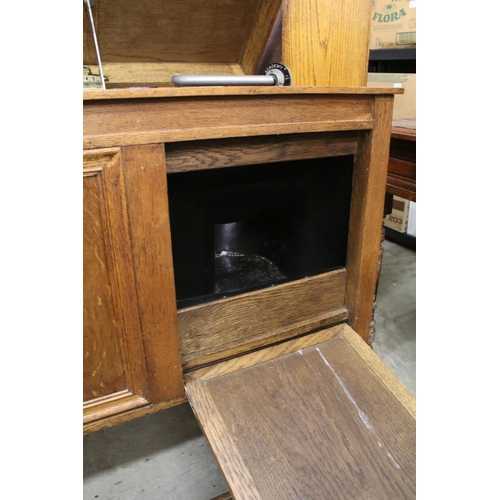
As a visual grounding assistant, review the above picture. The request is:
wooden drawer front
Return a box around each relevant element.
[179,269,347,370]
[83,148,151,423]
[388,157,416,179]
[186,324,416,500]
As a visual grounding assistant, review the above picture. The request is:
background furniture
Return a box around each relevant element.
[387,118,416,202]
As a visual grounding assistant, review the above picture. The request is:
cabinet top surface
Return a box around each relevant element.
[83,86,404,101]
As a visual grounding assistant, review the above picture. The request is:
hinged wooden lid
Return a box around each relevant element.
[83,0,282,87]
[185,324,416,499]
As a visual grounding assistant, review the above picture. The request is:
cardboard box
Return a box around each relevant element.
[370,0,416,50]
[384,195,409,233]
[367,73,416,120]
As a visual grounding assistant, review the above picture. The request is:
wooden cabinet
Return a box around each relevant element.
[83,87,402,426]
[83,146,184,433]
[83,1,415,496]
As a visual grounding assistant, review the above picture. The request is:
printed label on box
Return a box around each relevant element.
[384,196,409,233]
[370,0,416,49]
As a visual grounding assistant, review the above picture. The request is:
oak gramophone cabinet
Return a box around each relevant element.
[83,1,415,498]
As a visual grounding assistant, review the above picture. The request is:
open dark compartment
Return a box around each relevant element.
[167,156,354,308]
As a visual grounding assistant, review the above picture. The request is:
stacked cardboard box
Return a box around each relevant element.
[370,0,416,50]
[384,195,410,233]
[367,73,416,120]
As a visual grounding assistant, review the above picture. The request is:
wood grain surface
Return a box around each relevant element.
[256,6,283,75]
[83,86,403,101]
[95,0,262,64]
[121,145,184,404]
[83,395,187,435]
[166,132,358,173]
[345,95,394,342]
[179,269,347,370]
[240,0,283,75]
[85,62,245,87]
[342,326,415,417]
[387,123,417,202]
[83,148,151,421]
[282,0,372,86]
[392,118,416,133]
[84,93,375,150]
[387,159,416,202]
[83,2,97,65]
[84,391,149,425]
[186,324,416,499]
[391,127,417,142]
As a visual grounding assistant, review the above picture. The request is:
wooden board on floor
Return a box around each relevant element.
[186,324,415,499]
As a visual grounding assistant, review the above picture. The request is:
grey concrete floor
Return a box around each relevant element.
[372,239,416,397]
[83,239,416,500]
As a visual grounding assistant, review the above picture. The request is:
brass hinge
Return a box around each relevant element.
[83,67,108,89]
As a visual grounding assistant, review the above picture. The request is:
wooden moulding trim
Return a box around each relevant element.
[83,395,188,435]
[82,148,121,171]
[83,391,150,424]
[83,86,404,101]
[166,132,358,173]
[341,326,416,418]
[84,120,373,150]
[179,269,347,370]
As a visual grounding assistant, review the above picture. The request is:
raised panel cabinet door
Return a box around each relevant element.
[83,146,184,430]
[84,148,151,424]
